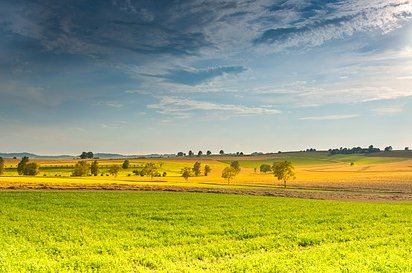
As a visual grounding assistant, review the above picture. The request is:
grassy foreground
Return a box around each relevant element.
[0,191,411,272]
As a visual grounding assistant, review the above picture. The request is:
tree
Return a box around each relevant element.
[23,162,39,176]
[90,160,99,176]
[181,167,193,181]
[122,159,130,169]
[260,164,272,173]
[108,165,121,177]
[405,147,409,151]
[192,161,202,176]
[0,157,4,175]
[230,161,241,174]
[141,162,158,179]
[222,167,237,184]
[204,165,211,176]
[17,156,29,175]
[384,146,393,152]
[272,161,295,188]
[188,150,194,157]
[72,161,90,176]
[206,150,212,156]
[177,152,184,157]
[197,151,203,157]
[80,151,94,159]
[219,150,224,155]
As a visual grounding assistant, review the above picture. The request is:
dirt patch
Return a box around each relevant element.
[0,182,411,202]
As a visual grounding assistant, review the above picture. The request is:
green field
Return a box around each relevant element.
[0,191,411,272]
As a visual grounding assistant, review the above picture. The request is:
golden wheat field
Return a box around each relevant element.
[1,152,411,200]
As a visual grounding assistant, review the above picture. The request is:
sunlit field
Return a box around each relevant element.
[1,152,412,197]
[0,191,411,272]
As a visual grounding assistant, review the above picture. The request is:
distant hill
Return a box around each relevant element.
[0,152,177,159]
[0,152,74,159]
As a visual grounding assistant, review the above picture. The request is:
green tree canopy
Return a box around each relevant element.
[23,162,39,176]
[192,161,202,176]
[230,161,241,174]
[17,156,29,175]
[272,161,296,188]
[141,162,158,179]
[204,165,211,176]
[181,167,193,181]
[260,164,272,173]
[80,152,94,159]
[72,161,90,177]
[122,159,130,169]
[108,165,121,177]
[90,160,99,176]
[221,166,237,184]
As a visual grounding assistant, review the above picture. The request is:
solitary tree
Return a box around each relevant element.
[272,161,295,188]
[260,164,272,173]
[384,146,393,152]
[222,167,237,184]
[23,162,39,176]
[90,160,99,176]
[230,161,241,174]
[206,150,212,156]
[181,167,193,181]
[188,150,194,157]
[192,161,202,176]
[197,151,203,157]
[204,165,211,176]
[141,162,158,179]
[0,157,4,175]
[219,150,224,155]
[108,164,121,177]
[122,159,130,169]
[72,161,90,177]
[177,152,184,157]
[17,156,29,175]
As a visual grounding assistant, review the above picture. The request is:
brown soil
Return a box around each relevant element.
[0,182,411,202]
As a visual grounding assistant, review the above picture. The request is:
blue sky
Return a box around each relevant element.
[0,0,411,155]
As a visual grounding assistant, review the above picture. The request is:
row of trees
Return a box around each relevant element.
[180,161,212,181]
[0,156,40,176]
[71,160,165,178]
[220,161,295,187]
[328,145,385,155]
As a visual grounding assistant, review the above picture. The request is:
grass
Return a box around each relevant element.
[0,191,411,272]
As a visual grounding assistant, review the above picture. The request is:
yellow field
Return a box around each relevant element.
[1,153,412,196]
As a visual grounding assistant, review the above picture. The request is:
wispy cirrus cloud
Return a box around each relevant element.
[299,114,358,121]
[147,96,280,117]
[255,1,412,52]
[144,66,247,85]
[94,101,124,108]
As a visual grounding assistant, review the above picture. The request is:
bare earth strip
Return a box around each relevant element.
[1,182,411,202]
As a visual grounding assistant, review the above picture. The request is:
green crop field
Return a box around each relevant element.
[0,191,411,272]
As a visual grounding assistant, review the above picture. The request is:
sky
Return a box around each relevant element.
[0,0,412,155]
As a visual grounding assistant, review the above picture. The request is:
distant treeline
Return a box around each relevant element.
[328,145,381,155]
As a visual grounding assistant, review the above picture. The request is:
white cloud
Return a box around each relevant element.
[372,106,404,115]
[299,114,358,121]
[147,96,280,117]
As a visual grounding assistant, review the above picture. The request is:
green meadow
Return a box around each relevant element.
[0,191,411,272]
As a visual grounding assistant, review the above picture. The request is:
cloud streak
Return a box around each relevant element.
[147,96,280,117]
[299,114,358,121]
